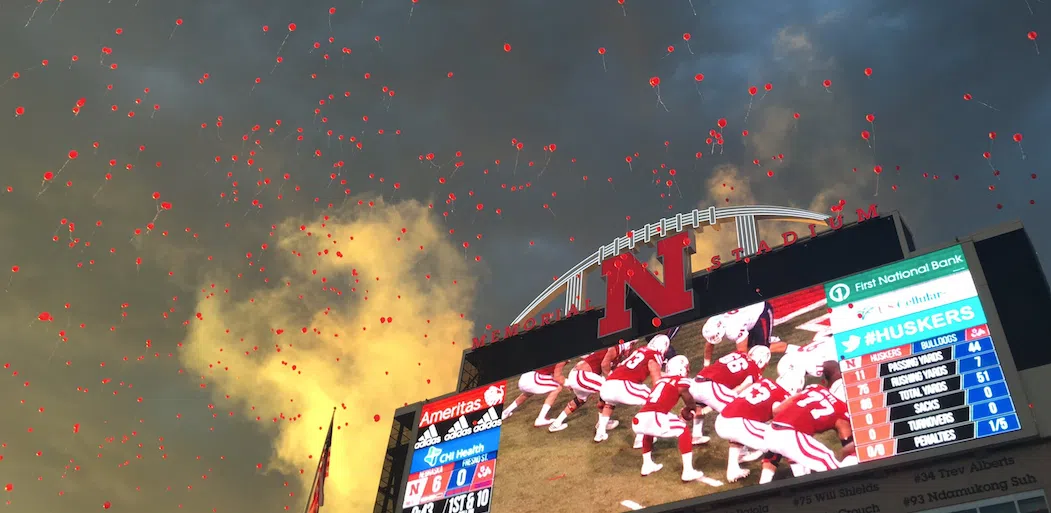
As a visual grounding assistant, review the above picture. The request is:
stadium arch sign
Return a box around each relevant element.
[470,204,879,348]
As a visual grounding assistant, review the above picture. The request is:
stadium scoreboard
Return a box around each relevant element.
[391,240,1034,513]
[828,245,1021,464]
[401,381,507,513]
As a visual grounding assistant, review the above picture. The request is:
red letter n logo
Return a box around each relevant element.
[598,231,695,338]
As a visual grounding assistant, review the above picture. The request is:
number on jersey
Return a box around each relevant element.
[647,381,668,402]
[623,351,646,369]
[718,352,749,373]
[743,383,772,405]
[796,390,836,419]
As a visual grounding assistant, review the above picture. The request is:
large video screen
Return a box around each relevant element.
[402,244,1022,513]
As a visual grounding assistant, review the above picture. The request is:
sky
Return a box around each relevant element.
[0,0,1049,512]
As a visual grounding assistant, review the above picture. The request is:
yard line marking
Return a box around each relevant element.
[620,500,644,510]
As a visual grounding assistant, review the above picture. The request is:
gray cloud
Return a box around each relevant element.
[0,0,1048,511]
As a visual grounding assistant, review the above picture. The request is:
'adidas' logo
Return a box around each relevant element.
[413,424,440,450]
[444,416,472,442]
[473,407,501,433]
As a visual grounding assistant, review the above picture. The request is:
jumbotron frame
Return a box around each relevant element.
[511,205,832,326]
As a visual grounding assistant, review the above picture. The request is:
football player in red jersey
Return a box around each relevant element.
[502,360,569,427]
[548,341,633,433]
[758,376,854,484]
[714,372,804,482]
[596,335,670,446]
[631,355,707,482]
[688,345,771,445]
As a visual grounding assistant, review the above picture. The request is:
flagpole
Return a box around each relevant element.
[304,408,336,513]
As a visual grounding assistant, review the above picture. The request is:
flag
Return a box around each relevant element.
[305,410,335,513]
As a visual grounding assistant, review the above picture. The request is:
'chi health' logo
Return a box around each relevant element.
[828,283,851,303]
[423,446,442,467]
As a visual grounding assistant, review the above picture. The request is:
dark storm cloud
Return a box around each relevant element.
[0,0,1049,511]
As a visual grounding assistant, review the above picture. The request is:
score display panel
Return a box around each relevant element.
[827,244,1022,464]
[401,381,508,513]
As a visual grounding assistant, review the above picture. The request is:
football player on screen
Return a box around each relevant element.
[547,341,633,433]
[701,301,788,368]
[502,360,569,427]
[688,345,771,445]
[758,364,856,484]
[595,334,670,447]
[777,332,837,380]
[714,371,804,482]
[631,355,708,482]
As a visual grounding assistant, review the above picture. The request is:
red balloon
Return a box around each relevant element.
[1028,31,1038,41]
[863,67,873,76]
[503,42,512,52]
[822,79,832,88]
[648,76,660,87]
[748,86,758,96]
[598,47,606,55]
[694,73,704,82]
[1013,133,1023,143]
[288,23,297,31]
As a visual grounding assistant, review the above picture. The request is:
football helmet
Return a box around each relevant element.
[747,345,772,369]
[647,334,671,355]
[775,371,805,396]
[701,316,726,345]
[829,378,847,403]
[665,355,690,377]
[776,352,801,378]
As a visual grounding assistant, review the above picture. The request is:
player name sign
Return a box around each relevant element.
[829,245,1020,463]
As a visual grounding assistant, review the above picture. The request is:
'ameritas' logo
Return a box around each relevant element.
[418,381,507,429]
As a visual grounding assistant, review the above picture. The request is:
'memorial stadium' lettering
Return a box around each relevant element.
[471,205,879,348]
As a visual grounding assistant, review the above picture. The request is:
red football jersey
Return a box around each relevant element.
[721,378,789,422]
[580,347,615,375]
[639,377,690,414]
[535,360,567,377]
[609,348,663,384]
[773,385,848,436]
[698,351,761,388]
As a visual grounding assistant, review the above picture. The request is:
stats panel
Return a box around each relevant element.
[827,245,1021,464]
[402,382,507,513]
[841,324,1019,462]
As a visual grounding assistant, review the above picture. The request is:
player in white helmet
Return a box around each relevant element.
[777,334,837,379]
[775,371,805,396]
[595,334,668,445]
[665,355,690,378]
[702,302,787,368]
[647,334,671,355]
[716,369,802,483]
[688,344,770,444]
[747,345,771,370]
[631,354,708,482]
